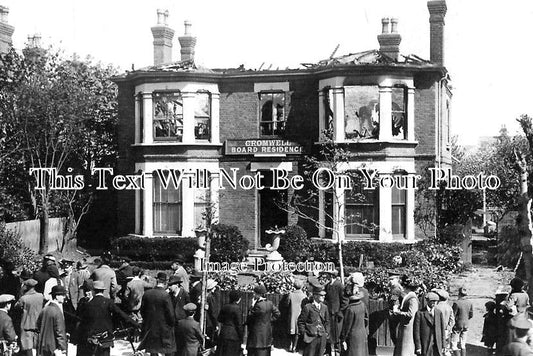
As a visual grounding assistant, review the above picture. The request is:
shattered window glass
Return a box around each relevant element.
[260,92,286,136]
[153,92,184,141]
[392,86,407,139]
[195,92,211,141]
[344,86,380,140]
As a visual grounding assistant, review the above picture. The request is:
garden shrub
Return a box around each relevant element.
[278,225,310,262]
[110,236,197,262]
[256,271,295,294]
[0,223,40,272]
[435,224,466,245]
[496,225,521,268]
[210,224,249,263]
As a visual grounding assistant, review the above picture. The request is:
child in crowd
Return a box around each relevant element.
[481,300,498,355]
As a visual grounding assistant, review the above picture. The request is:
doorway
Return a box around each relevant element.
[258,170,288,248]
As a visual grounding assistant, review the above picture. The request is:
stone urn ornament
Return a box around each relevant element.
[264,226,285,264]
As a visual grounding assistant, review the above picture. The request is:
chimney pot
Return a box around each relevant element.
[381,18,390,34]
[390,18,399,33]
[151,9,175,65]
[178,21,197,62]
[0,5,14,54]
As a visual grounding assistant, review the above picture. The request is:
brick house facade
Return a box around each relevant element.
[113,1,451,250]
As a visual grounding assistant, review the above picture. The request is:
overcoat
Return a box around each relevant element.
[68,269,91,309]
[297,301,330,356]
[246,299,280,349]
[452,297,473,330]
[218,302,243,342]
[0,309,17,343]
[15,289,44,350]
[414,309,441,356]
[435,301,454,338]
[139,286,176,354]
[171,288,190,321]
[36,302,67,355]
[340,300,368,356]
[392,291,419,356]
[90,265,119,299]
[287,290,306,334]
[175,317,203,356]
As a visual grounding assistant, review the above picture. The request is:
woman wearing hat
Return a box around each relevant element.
[216,290,243,356]
[340,290,369,356]
[391,276,419,356]
[508,277,529,315]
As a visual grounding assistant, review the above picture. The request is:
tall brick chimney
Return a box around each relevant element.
[377,17,402,61]
[178,21,196,62]
[428,0,447,66]
[0,5,15,54]
[151,9,175,65]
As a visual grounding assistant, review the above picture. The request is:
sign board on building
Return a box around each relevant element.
[225,139,305,156]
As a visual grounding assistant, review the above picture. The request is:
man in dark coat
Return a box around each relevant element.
[139,272,176,356]
[15,279,43,356]
[0,294,17,354]
[298,285,330,356]
[325,270,347,356]
[36,285,67,356]
[217,290,243,356]
[76,280,138,356]
[246,285,280,356]
[169,275,190,321]
[414,292,441,356]
[175,303,204,356]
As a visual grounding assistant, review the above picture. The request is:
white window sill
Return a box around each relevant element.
[132,142,223,147]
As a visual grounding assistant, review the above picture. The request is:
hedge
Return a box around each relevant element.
[110,236,197,262]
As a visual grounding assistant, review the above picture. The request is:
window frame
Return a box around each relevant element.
[194,91,211,142]
[152,176,183,235]
[259,91,287,137]
[344,183,379,239]
[152,91,184,142]
[391,184,407,237]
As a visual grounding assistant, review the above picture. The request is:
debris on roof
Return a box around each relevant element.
[132,59,215,73]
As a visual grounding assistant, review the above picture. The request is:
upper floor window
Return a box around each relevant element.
[392,86,407,139]
[153,92,183,141]
[195,92,211,141]
[391,185,406,236]
[259,92,287,136]
[344,86,380,140]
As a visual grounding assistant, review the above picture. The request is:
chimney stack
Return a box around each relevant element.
[151,9,175,66]
[27,33,42,48]
[0,5,15,54]
[377,17,402,61]
[427,0,447,66]
[178,21,196,62]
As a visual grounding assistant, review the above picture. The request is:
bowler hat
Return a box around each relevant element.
[51,285,67,296]
[0,294,15,304]
[174,255,185,264]
[168,275,184,286]
[253,285,267,296]
[157,272,169,282]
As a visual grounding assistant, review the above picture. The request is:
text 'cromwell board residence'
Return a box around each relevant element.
[113,1,452,251]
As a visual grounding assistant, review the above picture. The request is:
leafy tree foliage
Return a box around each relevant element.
[0,46,118,252]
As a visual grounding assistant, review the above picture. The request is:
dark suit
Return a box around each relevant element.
[171,289,190,321]
[246,299,280,356]
[414,309,442,356]
[139,287,176,354]
[217,302,243,356]
[298,302,330,356]
[325,279,348,348]
[175,317,203,356]
[36,302,67,356]
[76,295,136,356]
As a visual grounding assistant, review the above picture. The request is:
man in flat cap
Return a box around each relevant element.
[76,281,138,356]
[298,285,330,356]
[432,288,454,356]
[414,291,441,356]
[451,287,473,356]
[246,285,280,356]
[90,256,119,300]
[124,267,152,324]
[502,314,533,356]
[0,294,17,355]
[175,303,203,356]
[139,272,176,356]
[15,279,43,356]
[36,285,67,356]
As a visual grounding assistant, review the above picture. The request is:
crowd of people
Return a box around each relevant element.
[1,254,533,356]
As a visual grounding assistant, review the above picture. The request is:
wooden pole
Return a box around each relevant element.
[199,231,211,347]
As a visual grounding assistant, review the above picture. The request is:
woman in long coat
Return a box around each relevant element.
[391,277,420,356]
[340,291,368,356]
[216,290,243,356]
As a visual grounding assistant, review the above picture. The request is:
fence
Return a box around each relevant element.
[5,217,66,253]
[219,290,393,349]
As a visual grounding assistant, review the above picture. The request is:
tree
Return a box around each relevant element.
[0,46,118,253]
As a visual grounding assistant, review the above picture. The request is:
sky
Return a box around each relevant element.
[3,0,533,145]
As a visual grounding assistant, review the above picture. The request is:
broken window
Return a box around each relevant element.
[344,86,380,140]
[195,91,211,141]
[259,92,287,136]
[392,86,407,139]
[153,92,184,141]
